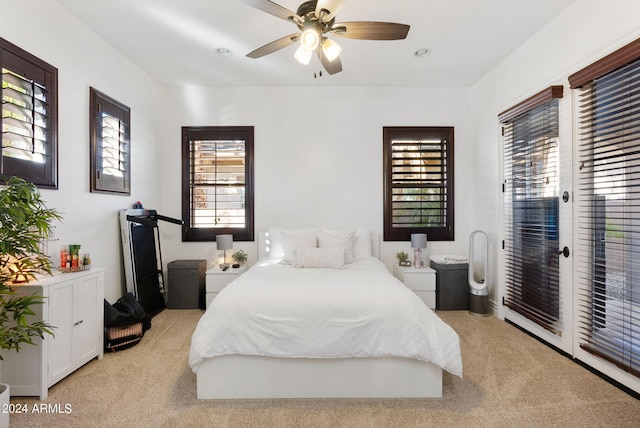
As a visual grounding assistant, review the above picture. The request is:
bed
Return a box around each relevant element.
[189,228,462,399]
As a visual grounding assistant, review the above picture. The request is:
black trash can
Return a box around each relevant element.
[430,255,469,310]
[167,259,206,309]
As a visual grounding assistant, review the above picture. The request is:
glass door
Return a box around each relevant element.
[501,88,573,353]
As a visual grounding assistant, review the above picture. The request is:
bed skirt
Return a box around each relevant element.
[196,354,443,399]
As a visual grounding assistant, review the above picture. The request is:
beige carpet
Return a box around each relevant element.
[9,309,639,427]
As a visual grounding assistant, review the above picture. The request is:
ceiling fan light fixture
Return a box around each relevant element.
[294,45,313,65]
[245,0,411,76]
[322,38,342,62]
[300,29,320,51]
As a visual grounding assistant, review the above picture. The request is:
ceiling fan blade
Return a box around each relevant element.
[246,33,301,59]
[317,47,343,75]
[315,0,346,22]
[241,0,302,23]
[331,22,410,40]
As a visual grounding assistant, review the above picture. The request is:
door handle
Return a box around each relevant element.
[558,246,570,258]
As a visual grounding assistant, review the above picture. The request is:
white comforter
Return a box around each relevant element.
[189,258,463,377]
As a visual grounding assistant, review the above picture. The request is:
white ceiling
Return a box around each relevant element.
[56,0,576,87]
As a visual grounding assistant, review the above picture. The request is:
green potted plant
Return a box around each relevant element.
[396,251,410,266]
[0,176,60,410]
[231,250,248,266]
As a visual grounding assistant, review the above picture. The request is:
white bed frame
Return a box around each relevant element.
[195,231,444,399]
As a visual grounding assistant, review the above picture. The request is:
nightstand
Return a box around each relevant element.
[205,265,248,308]
[392,264,436,310]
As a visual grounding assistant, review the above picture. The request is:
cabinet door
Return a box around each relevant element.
[48,280,75,385]
[0,284,48,398]
[73,274,101,365]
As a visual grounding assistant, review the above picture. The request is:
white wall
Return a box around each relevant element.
[157,86,473,270]
[469,0,640,393]
[1,0,163,302]
[2,2,474,301]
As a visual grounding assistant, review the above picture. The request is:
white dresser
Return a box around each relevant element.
[392,264,437,310]
[1,268,105,399]
[205,265,247,308]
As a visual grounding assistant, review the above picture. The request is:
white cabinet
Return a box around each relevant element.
[205,265,247,308]
[392,264,436,310]
[1,268,104,399]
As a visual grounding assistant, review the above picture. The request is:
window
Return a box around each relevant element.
[500,86,563,333]
[89,87,130,194]
[383,126,454,241]
[570,38,640,377]
[1,37,58,188]
[181,126,254,242]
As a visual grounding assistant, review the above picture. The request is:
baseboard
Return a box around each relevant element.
[573,359,640,400]
[504,319,639,400]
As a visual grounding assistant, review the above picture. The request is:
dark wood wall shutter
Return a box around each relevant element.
[1,37,58,188]
[181,126,254,242]
[383,126,454,241]
[90,88,130,194]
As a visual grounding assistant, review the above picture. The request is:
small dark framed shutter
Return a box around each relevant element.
[90,87,130,195]
[1,37,58,188]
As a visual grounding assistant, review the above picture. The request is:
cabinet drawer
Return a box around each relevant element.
[413,291,436,309]
[206,276,231,293]
[205,266,247,292]
[403,273,436,291]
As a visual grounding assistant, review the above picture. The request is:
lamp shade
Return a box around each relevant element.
[411,233,427,249]
[216,234,233,251]
[294,45,313,65]
[322,38,342,62]
[300,29,320,51]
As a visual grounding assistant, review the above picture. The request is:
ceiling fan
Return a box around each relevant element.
[243,0,410,75]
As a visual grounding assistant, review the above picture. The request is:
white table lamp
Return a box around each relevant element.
[216,234,233,267]
[411,233,427,268]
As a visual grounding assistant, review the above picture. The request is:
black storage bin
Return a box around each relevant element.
[430,256,469,310]
[167,259,206,309]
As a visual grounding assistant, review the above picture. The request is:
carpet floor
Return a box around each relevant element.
[9,309,639,427]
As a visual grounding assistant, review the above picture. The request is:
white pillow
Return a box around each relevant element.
[281,231,317,264]
[318,229,355,263]
[267,228,317,260]
[294,247,345,269]
[354,228,372,260]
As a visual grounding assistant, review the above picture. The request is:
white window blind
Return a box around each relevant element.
[190,139,246,229]
[2,68,48,164]
[100,112,127,178]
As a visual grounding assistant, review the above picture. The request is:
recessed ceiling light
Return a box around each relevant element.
[217,47,233,57]
[414,48,430,58]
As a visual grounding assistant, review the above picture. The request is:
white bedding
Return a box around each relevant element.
[189,257,463,377]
